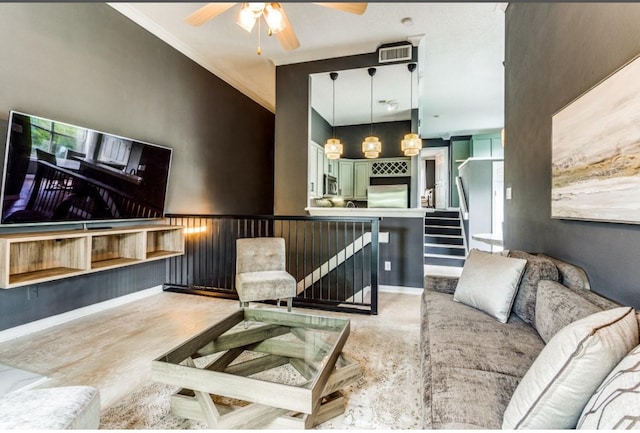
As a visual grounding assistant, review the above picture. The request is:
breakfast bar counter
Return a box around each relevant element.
[305,207,429,218]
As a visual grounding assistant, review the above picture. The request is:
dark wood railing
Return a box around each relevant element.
[164,214,380,315]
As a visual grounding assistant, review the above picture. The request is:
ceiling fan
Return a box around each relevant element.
[185,3,368,54]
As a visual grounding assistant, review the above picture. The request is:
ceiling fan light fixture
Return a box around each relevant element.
[247,2,266,16]
[264,3,286,34]
[237,4,259,32]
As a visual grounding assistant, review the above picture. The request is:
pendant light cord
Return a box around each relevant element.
[368,68,376,136]
[408,63,416,133]
[370,71,373,135]
[332,75,336,137]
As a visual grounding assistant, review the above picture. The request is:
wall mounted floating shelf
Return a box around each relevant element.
[0,224,185,289]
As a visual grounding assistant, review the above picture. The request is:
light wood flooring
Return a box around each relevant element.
[0,289,422,413]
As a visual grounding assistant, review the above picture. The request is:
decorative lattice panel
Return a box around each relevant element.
[370,160,410,177]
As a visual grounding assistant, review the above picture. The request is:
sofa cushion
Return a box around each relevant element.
[422,289,544,429]
[502,307,639,429]
[577,343,640,429]
[453,249,527,323]
[508,251,560,326]
[537,253,591,291]
[424,274,459,295]
[535,280,603,343]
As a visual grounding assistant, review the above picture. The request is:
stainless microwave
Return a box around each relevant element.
[324,174,338,196]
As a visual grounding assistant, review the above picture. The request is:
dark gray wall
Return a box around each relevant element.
[275,53,379,216]
[505,3,640,308]
[336,120,412,159]
[310,108,332,146]
[0,3,275,330]
[311,107,412,159]
[0,3,274,216]
[379,217,424,288]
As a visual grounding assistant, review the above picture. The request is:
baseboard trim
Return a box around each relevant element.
[0,286,164,344]
[379,285,423,295]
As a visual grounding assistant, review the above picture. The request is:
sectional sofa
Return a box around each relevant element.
[421,249,639,429]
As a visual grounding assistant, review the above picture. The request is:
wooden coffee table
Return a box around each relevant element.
[151,308,360,429]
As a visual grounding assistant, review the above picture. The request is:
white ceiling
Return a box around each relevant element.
[109,2,506,139]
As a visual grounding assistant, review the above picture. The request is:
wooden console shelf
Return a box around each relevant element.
[0,225,185,289]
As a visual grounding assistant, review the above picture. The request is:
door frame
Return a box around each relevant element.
[418,146,449,209]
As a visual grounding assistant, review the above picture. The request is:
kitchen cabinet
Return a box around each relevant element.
[471,132,503,158]
[338,160,370,200]
[354,161,370,200]
[309,142,338,198]
[338,160,353,198]
[308,142,324,198]
[316,146,324,195]
[324,157,338,177]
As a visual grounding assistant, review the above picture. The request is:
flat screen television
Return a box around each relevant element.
[0,111,172,225]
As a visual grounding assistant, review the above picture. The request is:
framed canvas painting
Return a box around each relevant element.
[551,54,640,224]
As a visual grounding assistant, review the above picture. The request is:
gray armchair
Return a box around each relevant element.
[235,237,296,311]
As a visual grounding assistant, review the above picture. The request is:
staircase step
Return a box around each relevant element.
[426,210,460,219]
[424,209,464,268]
[424,254,466,267]
[425,226,462,236]
[424,218,460,226]
[424,245,466,256]
[424,235,464,245]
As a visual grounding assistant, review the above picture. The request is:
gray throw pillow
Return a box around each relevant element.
[535,280,602,343]
[453,249,527,323]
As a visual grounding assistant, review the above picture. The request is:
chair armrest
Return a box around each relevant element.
[424,275,459,295]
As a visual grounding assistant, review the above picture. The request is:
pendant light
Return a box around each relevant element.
[362,67,382,159]
[324,72,343,160]
[401,63,422,157]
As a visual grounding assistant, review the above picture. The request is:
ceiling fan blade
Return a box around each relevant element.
[185,3,236,26]
[313,3,368,15]
[275,6,300,51]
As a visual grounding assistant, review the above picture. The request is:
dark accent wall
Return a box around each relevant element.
[310,108,332,146]
[275,50,417,216]
[336,120,412,159]
[505,3,640,308]
[0,3,275,330]
[379,217,424,288]
[311,107,413,159]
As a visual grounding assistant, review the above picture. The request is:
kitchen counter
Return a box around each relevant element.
[305,207,429,218]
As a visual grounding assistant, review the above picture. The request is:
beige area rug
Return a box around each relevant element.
[99,292,423,430]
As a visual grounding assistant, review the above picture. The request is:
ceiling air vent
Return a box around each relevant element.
[378,43,413,63]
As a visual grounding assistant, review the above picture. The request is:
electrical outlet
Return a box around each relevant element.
[506,187,512,200]
[384,261,391,271]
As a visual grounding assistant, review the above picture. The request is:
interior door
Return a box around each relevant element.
[419,146,449,209]
[434,149,449,209]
